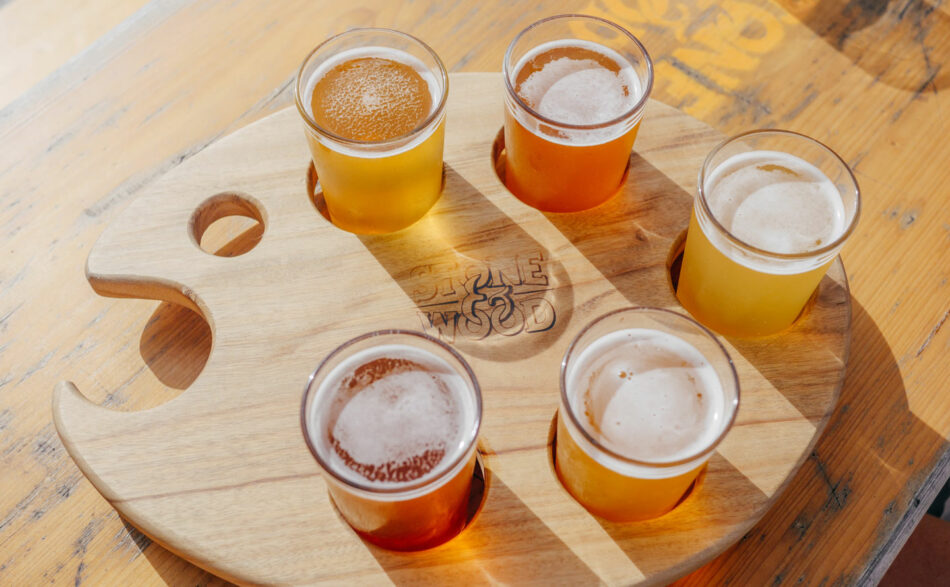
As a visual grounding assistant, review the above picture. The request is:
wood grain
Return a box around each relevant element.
[52,75,849,585]
[0,0,150,111]
[2,1,949,585]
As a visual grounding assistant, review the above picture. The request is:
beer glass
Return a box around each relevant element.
[295,29,448,234]
[556,307,739,521]
[302,330,482,551]
[503,15,653,212]
[677,130,861,337]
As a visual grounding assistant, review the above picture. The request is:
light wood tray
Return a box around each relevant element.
[53,73,849,585]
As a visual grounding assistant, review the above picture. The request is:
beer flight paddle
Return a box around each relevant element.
[54,71,852,584]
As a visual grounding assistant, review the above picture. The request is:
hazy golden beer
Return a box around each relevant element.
[556,308,739,522]
[302,331,481,551]
[677,131,861,337]
[503,15,653,212]
[295,29,448,234]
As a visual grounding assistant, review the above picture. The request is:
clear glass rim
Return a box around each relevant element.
[559,307,740,469]
[300,329,482,495]
[697,129,862,261]
[294,27,449,147]
[503,13,654,131]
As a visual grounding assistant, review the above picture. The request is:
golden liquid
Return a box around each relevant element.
[677,212,831,337]
[305,55,443,234]
[327,452,475,551]
[505,43,641,212]
[555,416,703,522]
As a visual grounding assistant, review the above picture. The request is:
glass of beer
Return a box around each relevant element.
[503,15,653,212]
[295,29,448,234]
[301,330,482,551]
[556,307,739,522]
[676,130,861,337]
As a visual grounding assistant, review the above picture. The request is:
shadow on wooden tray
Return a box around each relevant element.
[678,296,947,585]
[597,453,766,582]
[357,163,575,362]
[367,474,601,585]
[541,152,693,311]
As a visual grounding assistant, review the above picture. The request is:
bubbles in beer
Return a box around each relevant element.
[310,51,433,142]
[707,151,845,255]
[323,346,467,486]
[569,329,723,462]
[513,40,641,129]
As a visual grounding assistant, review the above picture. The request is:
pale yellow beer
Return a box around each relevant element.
[556,308,739,522]
[295,29,448,234]
[678,210,835,337]
[677,131,861,337]
[556,417,706,521]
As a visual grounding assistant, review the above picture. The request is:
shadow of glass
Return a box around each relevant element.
[678,297,947,585]
[594,453,768,583]
[367,474,599,585]
[777,0,949,91]
[543,153,693,309]
[356,164,574,362]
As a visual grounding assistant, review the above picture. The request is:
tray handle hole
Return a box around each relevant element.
[190,192,266,257]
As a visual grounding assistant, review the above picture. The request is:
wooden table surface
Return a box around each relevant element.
[1,1,947,585]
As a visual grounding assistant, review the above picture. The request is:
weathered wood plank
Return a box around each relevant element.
[0,0,150,110]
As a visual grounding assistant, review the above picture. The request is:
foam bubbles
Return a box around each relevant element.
[512,40,643,144]
[568,328,723,463]
[316,345,472,488]
[331,369,457,480]
[311,54,433,141]
[303,47,442,157]
[707,151,845,255]
[519,56,632,125]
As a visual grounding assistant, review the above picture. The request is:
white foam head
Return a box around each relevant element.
[699,150,847,273]
[511,40,643,145]
[565,328,726,476]
[309,344,476,493]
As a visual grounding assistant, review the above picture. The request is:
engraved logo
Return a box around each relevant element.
[412,252,556,342]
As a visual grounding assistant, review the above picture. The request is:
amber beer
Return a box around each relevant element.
[676,131,861,337]
[295,29,448,234]
[556,308,739,522]
[503,15,653,212]
[302,331,481,551]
